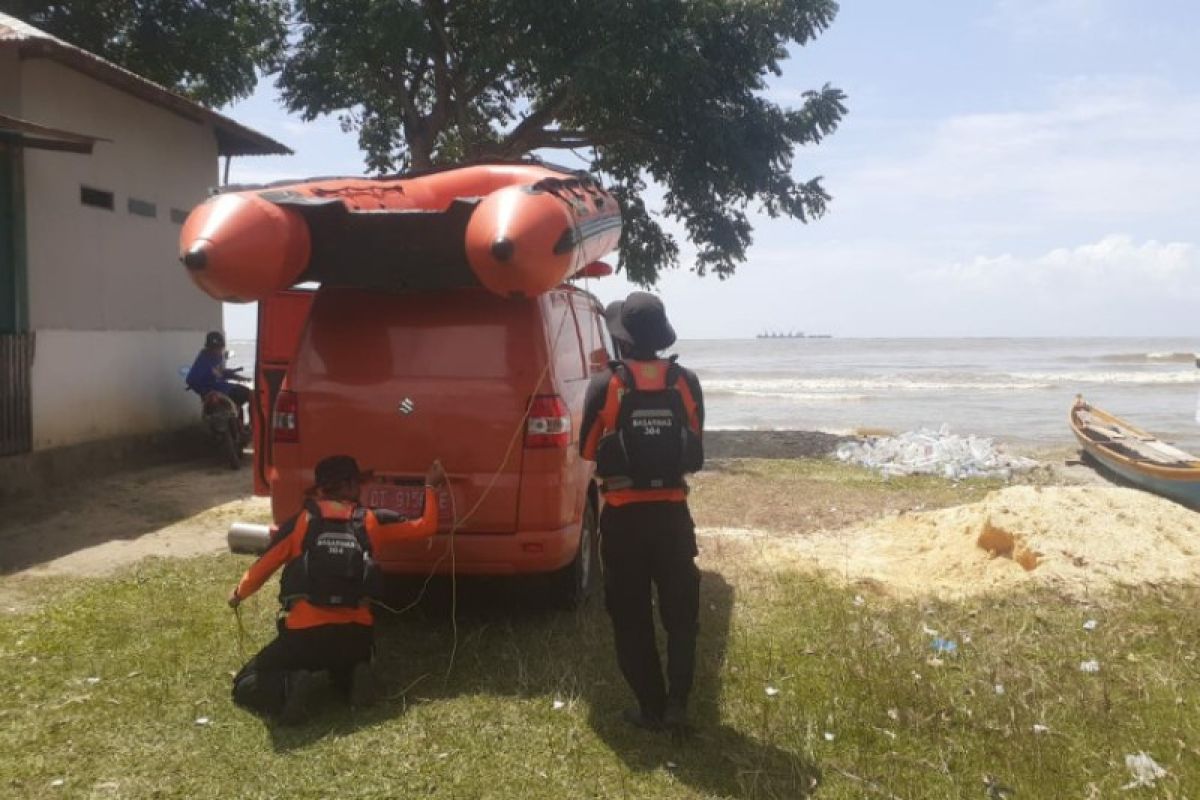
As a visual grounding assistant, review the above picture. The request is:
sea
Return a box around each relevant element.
[227,337,1200,453]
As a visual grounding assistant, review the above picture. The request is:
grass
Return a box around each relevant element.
[689,458,1014,535]
[2,460,1199,798]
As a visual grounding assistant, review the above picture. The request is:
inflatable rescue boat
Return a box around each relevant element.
[178,161,622,302]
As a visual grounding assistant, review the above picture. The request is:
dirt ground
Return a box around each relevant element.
[0,459,269,609]
[0,436,1131,611]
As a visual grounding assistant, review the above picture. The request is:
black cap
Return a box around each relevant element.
[205,331,225,349]
[605,292,676,352]
[313,455,365,490]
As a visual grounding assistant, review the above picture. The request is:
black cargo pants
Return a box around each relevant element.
[232,621,374,715]
[600,501,700,719]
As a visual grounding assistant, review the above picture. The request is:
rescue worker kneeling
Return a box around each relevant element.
[228,454,447,723]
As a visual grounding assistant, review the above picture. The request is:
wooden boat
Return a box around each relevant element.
[179,161,621,302]
[1069,395,1200,508]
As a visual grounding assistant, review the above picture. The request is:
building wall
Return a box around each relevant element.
[0,48,19,116]
[30,330,206,448]
[17,58,226,450]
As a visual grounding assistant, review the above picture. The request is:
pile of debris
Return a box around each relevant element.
[836,425,1038,479]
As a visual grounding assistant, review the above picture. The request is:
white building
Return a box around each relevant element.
[0,12,288,482]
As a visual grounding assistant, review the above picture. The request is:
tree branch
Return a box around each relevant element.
[421,0,454,139]
[497,85,573,155]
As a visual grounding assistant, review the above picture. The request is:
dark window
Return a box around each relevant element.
[127,197,157,218]
[169,208,189,225]
[80,186,114,210]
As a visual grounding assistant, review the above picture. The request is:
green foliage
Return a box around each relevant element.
[280,0,848,284]
[1,0,289,107]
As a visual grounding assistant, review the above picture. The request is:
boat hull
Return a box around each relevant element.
[178,162,621,301]
[1069,396,1200,509]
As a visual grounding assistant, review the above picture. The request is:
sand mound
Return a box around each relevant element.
[762,485,1200,599]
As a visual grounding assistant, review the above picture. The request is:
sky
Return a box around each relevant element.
[219,0,1200,340]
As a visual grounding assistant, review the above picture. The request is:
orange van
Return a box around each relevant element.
[252,283,614,605]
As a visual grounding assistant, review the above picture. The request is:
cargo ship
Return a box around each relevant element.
[755,331,831,339]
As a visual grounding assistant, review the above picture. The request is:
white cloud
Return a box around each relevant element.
[903,235,1200,336]
[827,76,1200,241]
[916,235,1199,291]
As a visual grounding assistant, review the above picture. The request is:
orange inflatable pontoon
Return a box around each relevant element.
[179,162,622,302]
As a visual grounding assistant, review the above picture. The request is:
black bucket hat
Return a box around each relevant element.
[605,292,676,352]
[205,330,226,349]
[312,455,369,492]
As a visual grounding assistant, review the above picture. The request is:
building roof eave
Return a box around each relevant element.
[0,112,110,154]
[0,18,292,157]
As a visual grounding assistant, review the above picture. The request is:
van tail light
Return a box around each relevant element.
[273,390,299,443]
[526,395,571,448]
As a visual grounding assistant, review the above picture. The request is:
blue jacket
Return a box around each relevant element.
[186,349,239,396]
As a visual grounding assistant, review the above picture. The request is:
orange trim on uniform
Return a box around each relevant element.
[234,489,439,629]
[581,373,625,461]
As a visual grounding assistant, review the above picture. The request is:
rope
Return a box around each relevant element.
[372,298,575,678]
[233,273,584,679]
[233,604,248,663]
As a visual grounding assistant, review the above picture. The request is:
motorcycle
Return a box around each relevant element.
[200,389,250,469]
[183,356,252,469]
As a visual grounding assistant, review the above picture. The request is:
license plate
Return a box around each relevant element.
[361,482,453,529]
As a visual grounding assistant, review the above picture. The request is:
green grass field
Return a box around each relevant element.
[2,462,1198,798]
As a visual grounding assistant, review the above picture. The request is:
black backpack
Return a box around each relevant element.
[280,501,381,609]
[594,358,703,490]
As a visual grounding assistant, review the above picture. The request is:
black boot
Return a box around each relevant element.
[279,670,317,725]
[622,707,664,732]
[663,700,690,735]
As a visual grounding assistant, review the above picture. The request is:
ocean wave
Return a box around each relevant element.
[705,377,1056,395]
[709,390,872,402]
[705,371,1199,397]
[1095,351,1196,364]
[1012,370,1200,385]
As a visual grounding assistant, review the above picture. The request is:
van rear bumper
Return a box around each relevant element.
[376,522,580,576]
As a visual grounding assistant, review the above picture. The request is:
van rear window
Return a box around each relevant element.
[302,290,533,380]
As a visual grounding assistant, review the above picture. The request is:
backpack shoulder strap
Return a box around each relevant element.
[608,360,631,387]
[664,355,682,388]
[301,499,323,550]
[351,507,372,554]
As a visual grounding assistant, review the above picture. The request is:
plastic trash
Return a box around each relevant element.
[823,731,835,742]
[1032,724,1049,734]
[195,717,211,726]
[1079,660,1101,673]
[837,426,1038,479]
[765,686,780,697]
[1083,619,1098,631]
[552,700,565,710]
[1123,752,1167,789]
[994,684,1005,695]
[931,638,958,655]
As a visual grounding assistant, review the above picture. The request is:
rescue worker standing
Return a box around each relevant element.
[580,292,704,732]
[228,454,447,723]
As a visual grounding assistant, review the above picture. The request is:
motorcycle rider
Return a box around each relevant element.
[185,330,250,428]
[229,454,448,723]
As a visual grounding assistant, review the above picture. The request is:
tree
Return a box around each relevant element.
[1,0,289,107]
[280,0,847,283]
